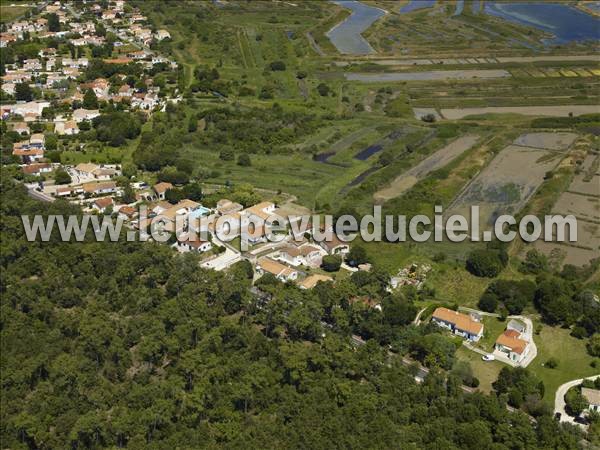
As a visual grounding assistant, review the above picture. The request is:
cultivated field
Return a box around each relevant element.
[533,241,599,267]
[346,69,511,82]
[448,136,567,226]
[570,173,600,196]
[441,105,600,120]
[552,191,600,223]
[374,134,480,202]
[513,132,578,151]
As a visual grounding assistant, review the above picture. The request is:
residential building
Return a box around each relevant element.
[22,163,52,176]
[83,181,118,195]
[177,235,212,253]
[495,330,530,363]
[257,257,298,282]
[55,120,79,135]
[431,307,484,341]
[318,234,350,255]
[92,197,114,212]
[153,182,173,200]
[278,244,323,267]
[217,199,243,215]
[582,388,600,413]
[118,206,138,221]
[12,122,29,135]
[73,108,100,123]
[12,145,44,163]
[156,29,171,40]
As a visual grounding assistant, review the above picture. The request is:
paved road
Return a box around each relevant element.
[27,188,55,203]
[554,375,600,427]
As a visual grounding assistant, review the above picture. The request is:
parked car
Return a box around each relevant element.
[482,354,495,362]
[574,416,588,425]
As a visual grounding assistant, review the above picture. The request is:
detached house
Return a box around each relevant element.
[83,181,117,196]
[318,234,350,255]
[495,329,530,363]
[22,163,52,176]
[92,196,113,212]
[153,182,173,200]
[257,257,298,282]
[431,307,484,342]
[278,245,323,268]
[177,235,212,253]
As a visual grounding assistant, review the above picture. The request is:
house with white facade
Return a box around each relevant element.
[431,307,484,342]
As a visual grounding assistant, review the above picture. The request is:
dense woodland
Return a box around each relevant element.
[1,177,596,449]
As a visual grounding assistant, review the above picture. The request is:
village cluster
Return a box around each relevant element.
[2,0,178,171]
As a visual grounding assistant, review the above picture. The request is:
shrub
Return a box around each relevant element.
[466,249,507,278]
[545,357,558,369]
[321,255,342,272]
[269,61,286,71]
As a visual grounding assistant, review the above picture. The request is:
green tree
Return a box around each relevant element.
[565,388,589,417]
[83,89,98,109]
[269,61,286,71]
[15,82,33,101]
[54,168,71,185]
[466,248,507,278]
[219,148,235,161]
[237,153,251,167]
[321,255,341,272]
[46,13,60,32]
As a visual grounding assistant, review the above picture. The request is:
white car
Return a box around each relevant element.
[482,354,495,362]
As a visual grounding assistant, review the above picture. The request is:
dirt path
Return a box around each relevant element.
[306,32,325,56]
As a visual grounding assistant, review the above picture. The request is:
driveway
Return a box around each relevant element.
[459,307,537,368]
[554,375,600,427]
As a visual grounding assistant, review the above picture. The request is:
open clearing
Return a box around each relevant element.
[441,105,600,119]
[374,135,479,202]
[449,139,564,226]
[345,69,511,82]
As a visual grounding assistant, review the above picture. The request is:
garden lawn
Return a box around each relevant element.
[528,325,597,403]
[455,346,503,394]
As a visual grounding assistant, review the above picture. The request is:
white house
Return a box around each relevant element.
[495,329,530,363]
[72,109,100,123]
[177,235,212,253]
[278,245,323,268]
